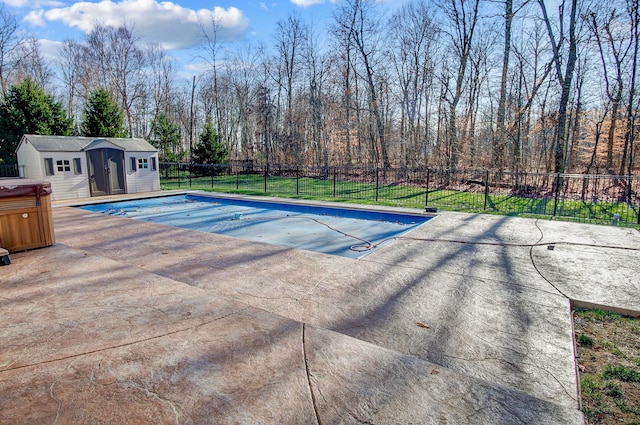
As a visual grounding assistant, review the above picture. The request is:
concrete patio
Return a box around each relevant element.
[1,192,639,424]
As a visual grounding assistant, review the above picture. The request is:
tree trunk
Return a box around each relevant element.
[494,0,513,170]
[539,0,579,174]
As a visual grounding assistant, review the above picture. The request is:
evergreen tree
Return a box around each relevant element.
[0,78,73,163]
[150,113,182,161]
[192,120,228,165]
[80,88,127,138]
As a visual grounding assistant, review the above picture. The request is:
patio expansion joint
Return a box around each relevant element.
[0,309,248,375]
[301,323,323,425]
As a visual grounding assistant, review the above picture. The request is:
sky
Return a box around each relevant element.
[1,0,351,78]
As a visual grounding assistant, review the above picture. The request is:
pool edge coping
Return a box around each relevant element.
[54,189,439,220]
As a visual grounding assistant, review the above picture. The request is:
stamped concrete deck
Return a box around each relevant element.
[2,192,639,424]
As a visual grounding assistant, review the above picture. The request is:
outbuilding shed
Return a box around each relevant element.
[16,135,160,201]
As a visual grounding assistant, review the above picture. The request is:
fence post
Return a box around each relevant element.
[235,169,239,190]
[375,167,379,202]
[484,170,489,210]
[211,165,214,188]
[333,167,337,198]
[553,173,561,217]
[296,166,300,195]
[264,164,268,193]
[189,163,192,188]
[636,178,640,225]
[425,168,430,207]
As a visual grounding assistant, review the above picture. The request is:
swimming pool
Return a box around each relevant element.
[79,194,432,258]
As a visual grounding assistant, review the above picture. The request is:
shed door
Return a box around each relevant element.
[87,148,126,196]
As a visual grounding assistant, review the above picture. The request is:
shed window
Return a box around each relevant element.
[138,158,148,169]
[130,157,137,172]
[56,159,70,172]
[44,158,54,176]
[73,158,82,175]
[151,157,157,171]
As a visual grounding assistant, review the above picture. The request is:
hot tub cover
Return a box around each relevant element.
[0,179,52,199]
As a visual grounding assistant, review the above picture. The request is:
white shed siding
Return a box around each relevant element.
[41,152,90,200]
[16,135,160,200]
[125,152,160,193]
[16,141,43,180]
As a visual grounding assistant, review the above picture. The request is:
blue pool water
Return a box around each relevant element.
[79,194,432,258]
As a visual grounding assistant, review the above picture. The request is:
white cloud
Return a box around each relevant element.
[1,0,28,6]
[37,38,63,61]
[259,2,268,11]
[290,0,325,7]
[2,0,64,7]
[24,9,46,27]
[24,0,249,50]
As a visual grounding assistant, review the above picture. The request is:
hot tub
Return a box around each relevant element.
[0,179,55,253]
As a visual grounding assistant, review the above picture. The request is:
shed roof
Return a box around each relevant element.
[19,135,158,153]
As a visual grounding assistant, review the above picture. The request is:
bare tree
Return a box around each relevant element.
[331,4,356,164]
[142,42,177,140]
[198,14,228,130]
[493,0,531,170]
[81,24,110,92]
[588,6,632,171]
[538,0,580,173]
[107,25,147,137]
[273,14,307,163]
[146,43,175,116]
[439,0,481,169]
[508,19,554,172]
[79,24,147,136]
[388,0,440,168]
[334,0,391,168]
[226,44,263,160]
[58,40,83,121]
[463,30,492,167]
[13,38,53,91]
[303,23,331,167]
[565,53,586,173]
[0,7,27,97]
[621,0,639,178]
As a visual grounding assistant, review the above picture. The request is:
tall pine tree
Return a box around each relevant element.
[192,120,228,165]
[80,88,127,138]
[150,113,182,161]
[0,78,73,163]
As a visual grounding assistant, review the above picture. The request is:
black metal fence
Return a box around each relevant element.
[160,162,640,228]
[0,164,22,178]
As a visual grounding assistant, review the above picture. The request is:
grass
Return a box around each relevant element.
[160,172,640,228]
[578,334,594,346]
[603,365,640,382]
[574,309,640,424]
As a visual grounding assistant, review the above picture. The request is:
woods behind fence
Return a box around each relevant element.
[160,162,640,227]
